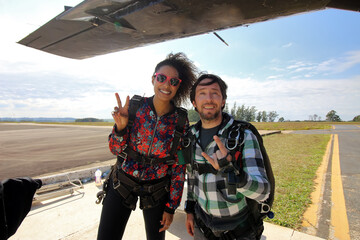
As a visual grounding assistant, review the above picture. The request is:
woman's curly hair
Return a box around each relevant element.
[154,52,198,106]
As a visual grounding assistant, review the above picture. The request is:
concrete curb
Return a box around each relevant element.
[38,165,111,185]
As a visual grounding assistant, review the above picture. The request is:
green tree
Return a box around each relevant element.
[268,111,279,122]
[230,102,237,116]
[278,117,285,122]
[187,108,200,123]
[245,106,257,122]
[353,115,360,122]
[256,112,262,122]
[326,110,341,122]
[261,111,268,122]
[235,104,245,120]
[224,103,229,114]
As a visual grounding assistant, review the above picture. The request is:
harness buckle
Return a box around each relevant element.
[133,185,142,193]
[182,137,191,148]
[226,124,245,150]
[142,156,156,166]
[166,159,176,165]
[260,203,271,213]
[145,185,154,193]
[95,190,106,204]
[174,129,182,138]
[113,180,121,190]
[226,138,238,150]
[118,151,127,161]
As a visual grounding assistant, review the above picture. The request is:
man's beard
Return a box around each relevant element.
[199,109,220,121]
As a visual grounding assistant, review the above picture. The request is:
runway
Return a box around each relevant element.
[0,123,115,179]
[294,125,360,240]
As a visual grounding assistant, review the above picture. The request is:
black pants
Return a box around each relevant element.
[97,179,167,240]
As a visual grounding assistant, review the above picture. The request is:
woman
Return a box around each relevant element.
[97,53,198,240]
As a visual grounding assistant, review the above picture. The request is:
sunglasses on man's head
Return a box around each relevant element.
[154,73,182,87]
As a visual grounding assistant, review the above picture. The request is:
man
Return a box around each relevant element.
[184,74,271,240]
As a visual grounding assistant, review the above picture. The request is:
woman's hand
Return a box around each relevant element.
[112,93,130,132]
[159,211,174,232]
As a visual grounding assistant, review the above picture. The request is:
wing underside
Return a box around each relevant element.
[18,0,360,59]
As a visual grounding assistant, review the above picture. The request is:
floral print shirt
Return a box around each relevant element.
[109,96,187,212]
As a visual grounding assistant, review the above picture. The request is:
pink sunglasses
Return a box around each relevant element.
[154,73,182,87]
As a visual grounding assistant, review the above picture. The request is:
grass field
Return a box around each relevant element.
[252,122,332,130]
[263,133,330,229]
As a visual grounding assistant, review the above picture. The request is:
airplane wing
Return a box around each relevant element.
[18,0,360,59]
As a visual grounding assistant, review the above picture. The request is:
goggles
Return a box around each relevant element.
[154,73,182,87]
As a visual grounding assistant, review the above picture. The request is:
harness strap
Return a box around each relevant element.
[195,217,218,240]
[193,163,218,175]
[195,217,251,240]
[119,147,176,166]
[110,165,170,210]
[170,107,187,156]
[113,179,138,210]
[127,95,143,130]
[114,168,169,193]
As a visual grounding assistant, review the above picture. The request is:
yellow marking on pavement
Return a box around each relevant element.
[332,125,335,130]
[332,130,360,132]
[330,134,350,240]
[302,135,332,233]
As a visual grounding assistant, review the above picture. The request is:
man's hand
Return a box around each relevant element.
[185,213,195,236]
[159,211,174,232]
[111,93,130,132]
[201,135,232,170]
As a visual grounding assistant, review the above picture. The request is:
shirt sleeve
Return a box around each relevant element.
[108,124,129,155]
[235,129,270,202]
[164,118,189,213]
[165,163,186,213]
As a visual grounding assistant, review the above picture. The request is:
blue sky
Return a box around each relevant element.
[0,1,359,121]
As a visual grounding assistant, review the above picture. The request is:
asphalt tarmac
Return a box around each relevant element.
[293,125,360,240]
[0,123,115,179]
[0,123,279,180]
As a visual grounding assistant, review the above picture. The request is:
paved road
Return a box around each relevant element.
[293,125,360,240]
[0,123,115,179]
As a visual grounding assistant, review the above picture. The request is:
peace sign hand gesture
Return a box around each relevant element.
[201,135,232,170]
[112,93,130,132]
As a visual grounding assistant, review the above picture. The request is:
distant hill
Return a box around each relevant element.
[75,118,104,122]
[0,117,114,123]
[0,117,76,122]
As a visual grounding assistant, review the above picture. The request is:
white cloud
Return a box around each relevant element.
[282,42,293,48]
[317,50,360,74]
[266,50,360,80]
[0,45,170,118]
[223,75,360,121]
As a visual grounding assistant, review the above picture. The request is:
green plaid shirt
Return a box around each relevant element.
[187,113,270,218]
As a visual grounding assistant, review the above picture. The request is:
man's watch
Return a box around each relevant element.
[184,200,196,214]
